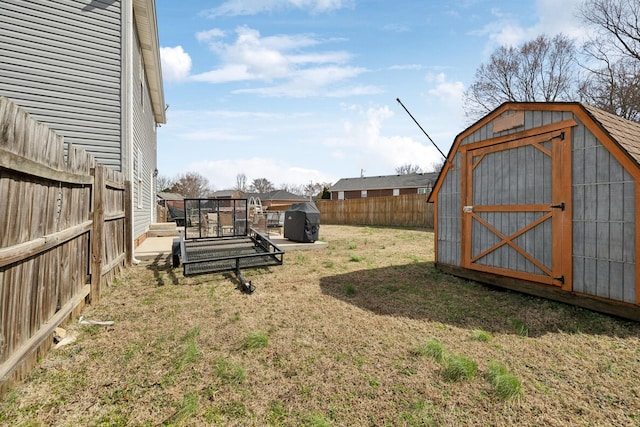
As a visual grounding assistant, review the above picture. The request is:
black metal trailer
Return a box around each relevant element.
[172,198,284,293]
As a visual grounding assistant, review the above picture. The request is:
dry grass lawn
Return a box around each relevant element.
[1,225,640,426]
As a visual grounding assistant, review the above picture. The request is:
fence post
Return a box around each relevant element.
[124,180,133,266]
[90,165,105,304]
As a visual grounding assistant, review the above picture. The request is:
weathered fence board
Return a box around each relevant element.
[317,194,434,228]
[0,97,131,392]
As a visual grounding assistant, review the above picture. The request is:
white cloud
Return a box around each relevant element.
[196,28,225,42]
[203,0,355,17]
[472,0,588,53]
[160,46,192,82]
[426,73,465,117]
[189,157,337,190]
[191,26,378,97]
[325,105,442,174]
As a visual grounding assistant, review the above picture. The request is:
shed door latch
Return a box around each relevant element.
[550,202,565,211]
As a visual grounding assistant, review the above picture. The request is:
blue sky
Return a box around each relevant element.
[156,0,587,191]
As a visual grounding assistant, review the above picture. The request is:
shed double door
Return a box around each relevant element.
[461,128,572,289]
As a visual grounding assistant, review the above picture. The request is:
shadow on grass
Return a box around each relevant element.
[319,261,640,338]
[145,254,180,286]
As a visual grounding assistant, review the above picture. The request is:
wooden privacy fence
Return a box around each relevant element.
[0,97,131,391]
[316,193,434,228]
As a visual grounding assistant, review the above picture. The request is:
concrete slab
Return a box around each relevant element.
[134,236,176,262]
[134,234,328,262]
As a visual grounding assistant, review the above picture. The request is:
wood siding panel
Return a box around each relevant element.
[0,0,122,170]
[572,131,636,303]
[436,152,461,266]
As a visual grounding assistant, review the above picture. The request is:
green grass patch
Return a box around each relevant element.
[442,354,478,382]
[343,283,357,296]
[486,361,523,400]
[215,358,246,385]
[411,339,446,362]
[165,391,199,425]
[244,331,269,349]
[348,242,357,249]
[294,253,309,265]
[470,329,492,342]
[303,412,332,427]
[512,319,530,337]
[267,400,289,424]
[349,254,363,262]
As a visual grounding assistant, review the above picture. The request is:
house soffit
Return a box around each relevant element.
[133,0,166,124]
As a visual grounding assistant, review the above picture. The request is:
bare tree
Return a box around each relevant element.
[581,0,640,62]
[464,34,579,120]
[279,183,305,195]
[156,174,175,193]
[303,181,324,199]
[170,172,212,198]
[234,173,247,192]
[426,158,446,173]
[580,0,640,121]
[250,178,275,193]
[579,47,640,121]
[395,163,423,174]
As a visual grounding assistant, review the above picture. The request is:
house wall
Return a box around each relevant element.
[131,22,158,239]
[0,0,123,170]
[331,188,421,200]
[436,107,637,305]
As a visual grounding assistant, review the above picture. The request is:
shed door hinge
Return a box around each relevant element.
[554,275,565,284]
[550,202,565,211]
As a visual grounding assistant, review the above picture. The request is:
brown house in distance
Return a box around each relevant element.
[210,189,308,210]
[329,172,438,200]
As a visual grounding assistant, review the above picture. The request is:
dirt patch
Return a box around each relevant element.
[1,225,640,426]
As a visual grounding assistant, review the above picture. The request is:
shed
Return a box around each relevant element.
[428,102,640,321]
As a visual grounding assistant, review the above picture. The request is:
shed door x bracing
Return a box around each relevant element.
[461,127,573,289]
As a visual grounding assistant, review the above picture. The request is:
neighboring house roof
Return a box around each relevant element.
[157,191,184,201]
[133,0,166,124]
[210,190,242,198]
[329,173,439,192]
[251,190,308,201]
[582,104,640,165]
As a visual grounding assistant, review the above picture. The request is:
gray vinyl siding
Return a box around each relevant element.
[0,0,122,169]
[132,25,158,239]
[436,152,461,265]
[572,129,636,303]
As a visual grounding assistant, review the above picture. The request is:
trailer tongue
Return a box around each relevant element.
[171,198,284,293]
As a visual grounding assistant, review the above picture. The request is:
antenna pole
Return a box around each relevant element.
[396,98,447,159]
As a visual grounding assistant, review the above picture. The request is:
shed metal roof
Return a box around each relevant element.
[329,172,438,192]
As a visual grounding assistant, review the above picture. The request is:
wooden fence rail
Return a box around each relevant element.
[316,194,434,228]
[0,97,130,391]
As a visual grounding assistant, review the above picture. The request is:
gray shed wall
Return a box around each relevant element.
[436,107,637,304]
[0,0,123,170]
[436,153,462,265]
[572,126,636,303]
